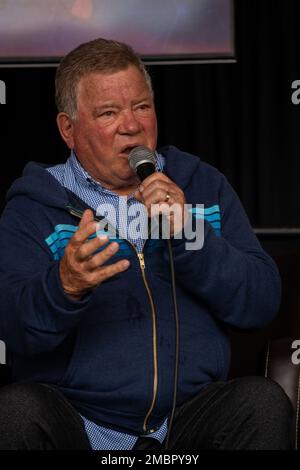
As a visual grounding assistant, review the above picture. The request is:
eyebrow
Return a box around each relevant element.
[132,96,152,105]
[92,96,153,117]
[92,103,120,117]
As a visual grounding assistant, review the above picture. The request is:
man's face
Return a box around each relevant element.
[67,66,157,192]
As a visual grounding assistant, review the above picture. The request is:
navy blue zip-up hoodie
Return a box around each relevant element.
[0,146,281,435]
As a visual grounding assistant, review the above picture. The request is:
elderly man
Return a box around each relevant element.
[0,38,293,450]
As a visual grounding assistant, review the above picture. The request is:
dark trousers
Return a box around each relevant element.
[0,376,294,450]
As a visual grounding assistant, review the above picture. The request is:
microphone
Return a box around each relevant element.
[128,145,156,181]
[129,145,168,239]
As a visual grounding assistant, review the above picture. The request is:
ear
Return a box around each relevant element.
[56,112,75,149]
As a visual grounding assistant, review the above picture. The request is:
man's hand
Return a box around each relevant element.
[134,173,188,237]
[59,209,130,301]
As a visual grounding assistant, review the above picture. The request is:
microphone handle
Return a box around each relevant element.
[136,162,155,182]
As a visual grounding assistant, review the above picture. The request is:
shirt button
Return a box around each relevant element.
[148,429,155,434]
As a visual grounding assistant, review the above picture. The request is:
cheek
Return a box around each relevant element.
[77,126,114,151]
[145,119,158,142]
[94,125,117,145]
[140,117,157,134]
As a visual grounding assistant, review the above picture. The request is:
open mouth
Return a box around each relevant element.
[120,145,140,155]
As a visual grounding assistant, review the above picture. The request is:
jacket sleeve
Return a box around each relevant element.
[167,174,281,329]
[0,206,90,356]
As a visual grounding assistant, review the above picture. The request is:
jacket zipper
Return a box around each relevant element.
[137,253,158,432]
[66,206,158,432]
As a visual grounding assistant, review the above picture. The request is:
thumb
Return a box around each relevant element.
[134,189,143,202]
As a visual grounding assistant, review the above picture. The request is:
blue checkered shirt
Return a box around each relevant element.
[47,151,168,450]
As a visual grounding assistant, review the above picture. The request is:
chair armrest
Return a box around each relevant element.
[264,337,300,449]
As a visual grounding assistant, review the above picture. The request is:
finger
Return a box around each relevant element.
[76,234,111,262]
[84,240,120,269]
[141,184,172,206]
[79,209,95,227]
[134,189,143,202]
[72,213,98,245]
[139,172,172,189]
[140,179,170,198]
[93,258,130,283]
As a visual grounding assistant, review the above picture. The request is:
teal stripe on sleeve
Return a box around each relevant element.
[189,204,220,215]
[45,224,132,260]
[193,213,221,222]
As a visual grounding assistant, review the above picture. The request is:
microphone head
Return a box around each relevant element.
[128,146,156,173]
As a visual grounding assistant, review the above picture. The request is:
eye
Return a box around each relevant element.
[100,110,115,118]
[134,103,151,113]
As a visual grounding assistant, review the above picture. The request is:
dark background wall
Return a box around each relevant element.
[1,0,300,226]
[0,0,300,376]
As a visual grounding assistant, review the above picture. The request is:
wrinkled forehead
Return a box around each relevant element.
[76,67,152,108]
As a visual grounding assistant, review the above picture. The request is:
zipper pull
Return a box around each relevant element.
[138,253,146,270]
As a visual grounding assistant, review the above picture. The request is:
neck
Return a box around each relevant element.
[72,152,140,196]
[110,184,139,196]
[96,176,140,196]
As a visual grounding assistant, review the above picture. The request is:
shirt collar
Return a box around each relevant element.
[69,149,165,197]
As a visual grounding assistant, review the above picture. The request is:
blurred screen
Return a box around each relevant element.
[0,0,234,63]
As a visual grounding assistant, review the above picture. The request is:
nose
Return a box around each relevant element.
[118,110,141,135]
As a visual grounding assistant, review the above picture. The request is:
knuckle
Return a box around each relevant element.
[72,230,82,242]
[153,179,163,190]
[77,244,87,258]
[158,188,166,198]
[85,257,97,271]
[86,272,97,286]
[65,247,76,262]
[98,248,111,262]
